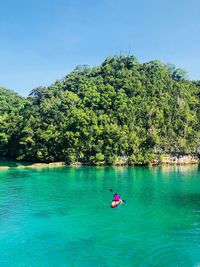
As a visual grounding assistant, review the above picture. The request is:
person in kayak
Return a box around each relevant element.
[110,193,123,208]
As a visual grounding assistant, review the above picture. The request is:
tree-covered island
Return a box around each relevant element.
[0,55,199,165]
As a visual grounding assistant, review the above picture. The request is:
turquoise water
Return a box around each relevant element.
[0,165,200,267]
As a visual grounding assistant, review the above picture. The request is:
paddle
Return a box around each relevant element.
[109,189,126,203]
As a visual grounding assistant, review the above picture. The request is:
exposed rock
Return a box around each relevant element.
[48,162,66,167]
[0,166,10,170]
[70,161,82,166]
[17,162,66,168]
[149,159,161,166]
[161,155,199,165]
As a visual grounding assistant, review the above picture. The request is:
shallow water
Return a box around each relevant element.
[0,165,200,266]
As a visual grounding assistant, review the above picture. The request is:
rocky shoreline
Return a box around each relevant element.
[149,155,199,166]
[0,162,67,170]
[160,155,199,165]
[0,155,199,170]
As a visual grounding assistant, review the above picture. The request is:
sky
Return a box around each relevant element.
[0,0,199,96]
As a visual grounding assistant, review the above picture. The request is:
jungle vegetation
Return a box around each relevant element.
[0,56,199,165]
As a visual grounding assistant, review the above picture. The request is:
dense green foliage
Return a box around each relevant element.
[0,88,26,157]
[0,56,199,165]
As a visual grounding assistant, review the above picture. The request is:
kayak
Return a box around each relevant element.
[110,199,123,208]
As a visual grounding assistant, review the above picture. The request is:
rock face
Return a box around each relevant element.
[70,161,82,166]
[47,162,66,167]
[17,162,66,168]
[0,162,66,169]
[161,155,199,165]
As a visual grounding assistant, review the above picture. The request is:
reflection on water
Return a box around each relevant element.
[161,164,199,174]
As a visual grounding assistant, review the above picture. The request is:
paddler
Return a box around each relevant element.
[110,193,123,208]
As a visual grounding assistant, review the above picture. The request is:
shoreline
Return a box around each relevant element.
[0,157,199,170]
[0,162,67,170]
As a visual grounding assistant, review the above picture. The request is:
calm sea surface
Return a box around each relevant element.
[0,165,200,267]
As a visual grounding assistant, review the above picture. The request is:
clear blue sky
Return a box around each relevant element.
[0,0,199,96]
